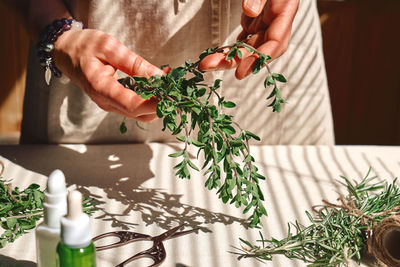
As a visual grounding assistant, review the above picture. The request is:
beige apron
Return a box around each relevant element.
[21,0,335,145]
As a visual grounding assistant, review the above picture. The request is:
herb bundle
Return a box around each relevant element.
[119,42,287,227]
[235,169,400,266]
[0,164,97,248]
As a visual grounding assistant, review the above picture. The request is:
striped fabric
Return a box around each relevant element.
[0,144,398,266]
[217,0,335,145]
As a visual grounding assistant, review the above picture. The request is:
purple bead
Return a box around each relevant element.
[50,35,58,42]
[37,50,47,58]
[53,20,63,30]
[56,29,64,36]
[45,24,55,34]
[39,59,48,66]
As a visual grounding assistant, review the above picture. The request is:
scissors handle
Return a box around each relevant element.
[93,225,203,266]
[93,231,151,251]
[116,241,166,267]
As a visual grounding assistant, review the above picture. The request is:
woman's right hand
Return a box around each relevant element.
[53,28,164,122]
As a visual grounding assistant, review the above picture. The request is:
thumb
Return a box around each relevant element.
[100,40,163,78]
[242,0,268,18]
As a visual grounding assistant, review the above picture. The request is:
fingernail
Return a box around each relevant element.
[244,0,262,15]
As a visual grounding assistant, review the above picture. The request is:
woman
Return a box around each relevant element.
[4,0,333,145]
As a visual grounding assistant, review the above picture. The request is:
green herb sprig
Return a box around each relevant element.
[235,169,400,266]
[0,171,97,248]
[119,42,287,228]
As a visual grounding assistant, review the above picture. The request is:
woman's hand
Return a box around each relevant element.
[53,28,164,122]
[200,0,299,80]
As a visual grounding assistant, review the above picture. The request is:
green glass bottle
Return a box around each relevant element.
[57,242,96,267]
[57,190,96,267]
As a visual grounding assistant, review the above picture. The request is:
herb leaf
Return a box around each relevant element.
[0,174,98,248]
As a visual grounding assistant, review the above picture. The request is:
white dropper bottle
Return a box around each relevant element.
[35,169,67,267]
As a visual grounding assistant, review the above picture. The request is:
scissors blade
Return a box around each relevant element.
[152,224,184,243]
[167,227,201,240]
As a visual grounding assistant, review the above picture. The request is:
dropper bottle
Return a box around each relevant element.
[35,169,67,267]
[57,190,96,267]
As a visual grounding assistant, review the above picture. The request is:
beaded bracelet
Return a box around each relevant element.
[37,18,83,85]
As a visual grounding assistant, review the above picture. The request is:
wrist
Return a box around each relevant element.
[36,18,83,85]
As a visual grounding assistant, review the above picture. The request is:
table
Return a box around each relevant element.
[0,144,399,266]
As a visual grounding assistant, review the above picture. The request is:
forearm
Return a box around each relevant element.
[1,0,71,42]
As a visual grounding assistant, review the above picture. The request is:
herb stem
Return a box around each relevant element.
[166,95,191,151]
[0,161,4,176]
[7,210,43,219]
[208,116,217,154]
[217,127,240,181]
[7,184,19,203]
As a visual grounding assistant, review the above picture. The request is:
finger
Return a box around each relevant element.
[92,93,140,118]
[199,47,251,71]
[246,31,266,48]
[83,58,158,117]
[247,14,268,34]
[235,39,284,80]
[92,57,159,117]
[94,91,158,120]
[242,0,268,18]
[135,114,158,123]
[200,31,263,71]
[235,54,258,80]
[262,0,299,26]
[236,10,296,79]
[98,36,163,78]
[108,101,157,121]
[237,30,249,42]
[97,102,123,115]
[240,13,253,34]
[161,65,172,74]
[97,99,157,122]
[260,13,294,59]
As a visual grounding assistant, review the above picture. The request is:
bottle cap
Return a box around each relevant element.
[43,169,67,228]
[60,190,92,248]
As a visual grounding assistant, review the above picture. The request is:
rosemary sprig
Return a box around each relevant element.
[0,174,98,248]
[119,42,287,228]
[235,169,400,266]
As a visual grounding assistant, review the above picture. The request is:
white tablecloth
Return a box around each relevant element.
[0,144,399,266]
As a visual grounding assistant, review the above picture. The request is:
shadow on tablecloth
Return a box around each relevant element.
[0,144,249,233]
[0,255,36,267]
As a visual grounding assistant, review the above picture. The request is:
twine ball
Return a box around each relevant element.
[368,215,400,267]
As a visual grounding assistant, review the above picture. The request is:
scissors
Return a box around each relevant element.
[92,224,200,267]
